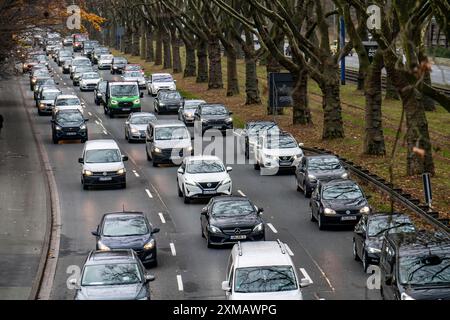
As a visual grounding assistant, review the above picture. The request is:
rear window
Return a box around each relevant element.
[235,266,298,293]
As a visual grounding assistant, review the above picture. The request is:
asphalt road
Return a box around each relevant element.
[16,56,381,300]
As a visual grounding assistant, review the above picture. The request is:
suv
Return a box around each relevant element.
[153,90,183,114]
[111,57,128,74]
[104,82,143,118]
[36,87,61,115]
[70,57,91,79]
[380,231,450,300]
[222,241,312,300]
[54,94,84,114]
[145,120,192,167]
[147,73,176,96]
[72,250,155,300]
[194,103,234,135]
[78,140,128,190]
[52,109,88,144]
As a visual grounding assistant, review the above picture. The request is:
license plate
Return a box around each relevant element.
[203,190,216,195]
[99,177,112,182]
[280,161,292,166]
[341,216,357,221]
[66,132,77,136]
[122,108,131,111]
[231,235,247,240]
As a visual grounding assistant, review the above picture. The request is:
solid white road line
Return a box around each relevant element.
[158,212,166,224]
[170,243,177,256]
[176,275,184,291]
[145,189,153,199]
[267,223,278,234]
[285,244,295,256]
[299,268,314,284]
[237,190,246,197]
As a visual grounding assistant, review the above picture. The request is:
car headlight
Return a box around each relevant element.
[187,146,193,152]
[295,153,303,159]
[401,293,415,300]
[360,206,370,214]
[143,239,155,250]
[117,168,126,175]
[324,208,336,215]
[184,179,197,187]
[111,100,118,105]
[208,225,222,234]
[264,154,274,160]
[55,125,62,131]
[153,147,162,153]
[308,174,317,181]
[186,112,193,118]
[253,223,264,233]
[201,118,208,123]
[134,99,140,104]
[97,240,110,251]
[80,124,87,130]
[220,177,231,186]
[39,103,45,108]
[225,117,233,123]
[130,128,139,134]
[32,78,37,83]
[159,103,166,107]
[83,170,93,176]
[367,247,381,254]
[113,66,118,69]
[341,172,349,179]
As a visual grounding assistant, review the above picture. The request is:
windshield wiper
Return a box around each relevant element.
[373,223,414,237]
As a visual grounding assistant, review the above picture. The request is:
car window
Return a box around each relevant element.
[130,115,156,125]
[368,217,415,237]
[85,149,121,163]
[102,216,149,237]
[56,98,80,106]
[56,111,83,123]
[153,75,173,82]
[202,106,228,115]
[265,136,297,149]
[155,127,189,141]
[82,73,99,79]
[234,266,298,293]
[322,184,364,200]
[160,92,181,100]
[81,263,142,286]
[186,160,225,174]
[399,254,450,286]
[110,84,139,97]
[211,200,255,217]
[308,158,342,171]
[42,92,60,100]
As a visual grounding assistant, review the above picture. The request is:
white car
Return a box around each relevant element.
[98,54,114,70]
[79,72,101,91]
[147,73,176,96]
[122,71,147,89]
[222,241,312,300]
[177,156,232,204]
[54,94,85,114]
[254,132,303,174]
[79,140,128,190]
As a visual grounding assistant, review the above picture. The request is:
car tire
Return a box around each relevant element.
[152,159,158,167]
[254,161,260,170]
[121,182,126,189]
[109,111,114,119]
[38,110,43,116]
[52,136,58,144]
[304,183,311,198]
[183,188,191,204]
[177,181,183,197]
[81,138,87,143]
[318,213,326,230]
[201,226,206,238]
[362,248,368,272]
[353,239,361,261]
[206,234,213,248]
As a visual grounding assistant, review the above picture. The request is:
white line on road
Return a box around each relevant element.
[158,212,166,224]
[88,112,92,116]
[285,244,295,256]
[176,275,184,291]
[267,223,278,234]
[170,243,177,256]
[237,190,246,197]
[145,189,153,199]
[132,170,140,177]
[63,83,66,86]
[233,130,242,137]
[103,130,108,135]
[95,120,100,125]
[299,268,313,284]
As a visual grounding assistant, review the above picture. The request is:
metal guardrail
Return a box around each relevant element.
[302,146,450,234]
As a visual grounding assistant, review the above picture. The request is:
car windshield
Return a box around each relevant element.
[56,98,80,106]
[114,58,127,64]
[81,263,142,286]
[110,85,139,97]
[76,67,93,74]
[368,217,415,237]
[82,73,99,79]
[60,51,71,57]
[322,184,363,200]
[73,60,90,67]
[160,92,181,100]
[399,254,450,286]
[235,266,298,293]
[248,123,279,135]
[155,127,189,141]
[184,101,205,108]
[130,115,155,125]
[102,216,149,237]
[212,200,254,217]
[153,75,173,82]
[186,160,225,174]
[202,106,228,115]
[85,149,121,163]
[309,158,342,171]
[266,136,297,149]
[42,92,60,100]
[101,55,113,60]
[124,72,142,78]
[56,111,83,124]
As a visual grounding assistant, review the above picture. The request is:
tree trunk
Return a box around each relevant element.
[154,31,162,66]
[244,51,261,105]
[226,47,239,96]
[171,30,182,74]
[109,23,116,48]
[197,40,208,83]
[385,76,400,100]
[123,28,132,54]
[139,21,146,60]
[357,66,365,90]
[421,69,436,111]
[162,32,172,69]
[208,36,223,89]
[131,26,139,56]
[145,31,154,62]
[363,51,386,155]
[292,70,312,125]
[184,44,196,78]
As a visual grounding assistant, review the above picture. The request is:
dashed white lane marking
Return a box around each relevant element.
[300,268,313,284]
[158,212,166,224]
[285,244,295,256]
[237,190,246,197]
[170,243,177,256]
[63,83,66,86]
[176,275,184,291]
[267,223,278,234]
[95,120,100,125]
[88,112,92,116]
[103,130,108,135]
[145,189,153,199]
[132,170,140,177]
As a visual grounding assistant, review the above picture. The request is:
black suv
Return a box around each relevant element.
[194,103,233,135]
[94,80,108,106]
[51,109,88,144]
[200,196,265,248]
[153,90,183,114]
[380,231,450,300]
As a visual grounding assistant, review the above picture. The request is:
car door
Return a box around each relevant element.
[200,203,210,234]
[146,125,155,154]
[311,185,322,218]
[354,217,366,258]
[380,242,396,300]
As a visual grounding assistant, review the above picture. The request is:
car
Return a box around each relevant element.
[36,88,61,115]
[253,131,303,174]
[73,33,88,52]
[23,60,38,73]
[380,231,450,300]
[222,241,312,300]
[51,109,88,144]
[124,64,144,74]
[147,73,176,96]
[200,196,265,247]
[62,58,73,74]
[79,72,101,91]
[145,120,192,167]
[124,112,157,142]
[194,103,234,135]
[92,212,160,267]
[153,90,183,114]
[104,82,143,118]
[54,94,85,114]
[353,213,416,271]
[57,50,72,66]
[111,57,128,74]
[70,57,91,78]
[122,71,147,89]
[72,250,155,300]
[98,54,114,70]
[72,66,95,86]
[177,156,232,204]
[81,40,98,58]
[178,100,206,125]
[63,36,73,47]
[310,179,370,230]
[30,68,51,89]
[242,121,280,159]
[92,47,109,64]
[94,80,108,105]
[79,140,128,190]
[295,155,349,198]
[34,78,57,100]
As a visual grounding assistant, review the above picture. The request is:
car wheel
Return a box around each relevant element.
[38,110,43,116]
[201,224,206,238]
[353,239,361,261]
[121,182,127,189]
[206,234,213,248]
[52,136,58,144]
[304,183,311,198]
[104,106,108,115]
[152,159,158,167]
[177,181,183,197]
[146,149,152,161]
[362,248,368,272]
[183,188,191,204]
[254,161,260,170]
[109,111,114,119]
[318,213,326,230]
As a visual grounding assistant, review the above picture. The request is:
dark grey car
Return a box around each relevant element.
[111,57,128,74]
[194,103,234,135]
[154,90,183,114]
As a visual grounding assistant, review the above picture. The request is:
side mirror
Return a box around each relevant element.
[125,121,130,125]
[91,231,99,237]
[145,274,156,283]
[122,155,129,162]
[299,143,305,147]
[152,228,160,235]
[300,278,312,288]
[201,207,208,216]
[51,119,55,123]
[78,158,84,164]
[221,281,231,292]
[258,207,264,214]
[140,92,144,98]
[226,167,233,172]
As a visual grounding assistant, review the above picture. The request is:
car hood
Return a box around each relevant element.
[58,121,84,128]
[40,99,55,105]
[262,148,302,157]
[114,63,126,67]
[365,237,383,251]
[210,214,260,229]
[99,59,113,64]
[230,290,302,300]
[83,162,124,172]
[77,283,143,300]
[203,115,229,121]
[322,198,367,211]
[81,79,100,84]
[100,234,151,250]
[309,169,347,181]
[155,139,191,149]
[124,77,145,82]
[153,81,175,87]
[161,99,182,105]
[130,124,148,131]
[185,172,229,183]
[404,285,450,300]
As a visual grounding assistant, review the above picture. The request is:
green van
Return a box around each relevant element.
[104,81,143,118]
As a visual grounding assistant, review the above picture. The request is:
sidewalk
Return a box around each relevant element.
[0,77,48,299]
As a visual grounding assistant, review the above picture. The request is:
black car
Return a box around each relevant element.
[353,213,416,271]
[73,250,155,300]
[91,212,160,267]
[243,121,280,159]
[51,109,88,144]
[200,196,265,248]
[295,155,349,197]
[310,179,370,230]
[153,90,183,114]
[111,57,128,74]
[380,231,450,300]
[94,80,108,105]
[194,103,233,135]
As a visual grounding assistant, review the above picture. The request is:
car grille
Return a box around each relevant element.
[198,182,220,190]
[279,156,293,162]
[222,228,253,236]
[91,171,117,177]
[161,149,184,157]
[86,83,96,88]
[158,86,171,90]
[336,209,360,215]
[119,102,133,108]
[62,127,79,132]
[208,119,226,125]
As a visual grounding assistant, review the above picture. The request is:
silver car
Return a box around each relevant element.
[125,112,157,142]
[178,100,206,125]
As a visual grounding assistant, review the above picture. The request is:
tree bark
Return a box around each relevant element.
[123,27,132,54]
[197,40,208,83]
[208,36,223,89]
[154,30,162,66]
[145,30,154,62]
[162,31,172,69]
[171,29,182,74]
[131,24,140,56]
[184,44,196,78]
[385,76,400,100]
[139,21,146,60]
[292,70,312,125]
[226,46,239,96]
[109,23,116,48]
[357,66,365,90]
[244,50,261,105]
[421,69,436,111]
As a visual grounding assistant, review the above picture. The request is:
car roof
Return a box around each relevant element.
[152,120,186,128]
[386,231,450,256]
[200,103,226,108]
[210,196,252,204]
[56,94,79,99]
[247,121,277,125]
[103,212,146,220]
[86,250,138,265]
[186,155,222,162]
[85,140,119,151]
[130,112,155,117]
[233,241,294,268]
[367,213,411,221]
[109,82,137,86]
[306,154,340,160]
[152,73,171,76]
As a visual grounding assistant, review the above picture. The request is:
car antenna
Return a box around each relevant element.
[122,204,126,212]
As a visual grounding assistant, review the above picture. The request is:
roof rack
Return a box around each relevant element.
[277,239,286,254]
[237,241,243,256]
